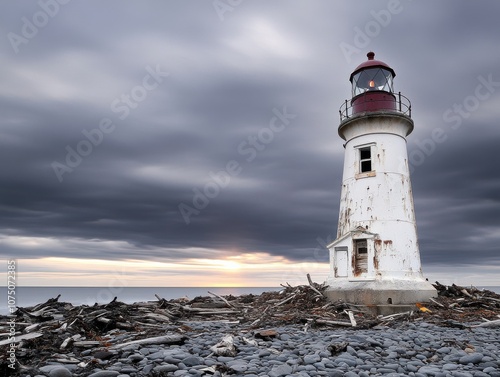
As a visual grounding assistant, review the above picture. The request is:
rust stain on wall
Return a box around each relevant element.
[352,252,361,277]
[373,254,379,270]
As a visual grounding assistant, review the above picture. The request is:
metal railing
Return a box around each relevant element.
[339,91,412,122]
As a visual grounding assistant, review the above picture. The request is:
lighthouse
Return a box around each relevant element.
[325,52,436,311]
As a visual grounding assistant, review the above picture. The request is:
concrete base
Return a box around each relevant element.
[348,304,419,316]
[324,278,437,315]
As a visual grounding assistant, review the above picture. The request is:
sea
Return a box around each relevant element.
[0,287,282,315]
[1,286,500,316]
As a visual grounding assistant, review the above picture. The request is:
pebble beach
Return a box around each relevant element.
[29,320,500,377]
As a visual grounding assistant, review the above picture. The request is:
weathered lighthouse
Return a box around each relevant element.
[325,52,436,310]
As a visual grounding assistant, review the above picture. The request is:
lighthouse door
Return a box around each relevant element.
[334,247,348,277]
[353,239,368,276]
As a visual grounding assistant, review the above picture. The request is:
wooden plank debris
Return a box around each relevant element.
[110,334,186,349]
[0,332,43,346]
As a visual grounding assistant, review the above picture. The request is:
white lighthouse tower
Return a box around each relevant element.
[325,52,436,310]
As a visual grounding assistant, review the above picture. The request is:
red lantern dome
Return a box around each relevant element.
[350,52,396,114]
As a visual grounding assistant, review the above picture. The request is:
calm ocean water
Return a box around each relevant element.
[2,286,499,315]
[0,287,282,315]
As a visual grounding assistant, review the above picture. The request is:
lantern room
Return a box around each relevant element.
[350,52,397,114]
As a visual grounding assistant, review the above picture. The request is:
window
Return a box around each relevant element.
[359,147,372,173]
[352,67,394,97]
[355,239,368,254]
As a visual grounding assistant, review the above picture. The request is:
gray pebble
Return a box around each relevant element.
[147,350,165,360]
[142,364,154,375]
[153,364,178,373]
[258,349,271,357]
[484,367,498,373]
[126,354,144,362]
[39,365,63,374]
[443,363,459,370]
[459,353,484,365]
[304,354,320,364]
[334,357,357,367]
[450,372,473,377]
[377,368,399,374]
[181,355,204,367]
[269,364,293,377]
[49,367,72,377]
[473,372,491,377]
[229,363,247,373]
[279,333,290,341]
[343,372,358,377]
[87,372,120,377]
[217,356,234,363]
[437,347,452,354]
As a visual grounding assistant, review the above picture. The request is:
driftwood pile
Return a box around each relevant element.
[423,282,500,328]
[1,280,499,375]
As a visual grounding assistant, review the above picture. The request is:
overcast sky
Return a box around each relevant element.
[1,0,499,288]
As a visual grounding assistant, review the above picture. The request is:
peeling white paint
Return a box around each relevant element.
[326,113,436,304]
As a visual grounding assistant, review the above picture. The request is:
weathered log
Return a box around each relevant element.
[96,317,112,324]
[191,301,228,309]
[110,334,186,349]
[484,297,500,303]
[31,294,61,311]
[345,310,357,327]
[144,313,172,322]
[181,306,239,315]
[208,290,235,308]
[0,332,43,346]
[60,335,79,349]
[460,289,473,298]
[273,293,296,307]
[314,319,353,327]
[16,306,54,321]
[429,297,445,308]
[307,273,325,297]
[52,356,80,364]
[23,323,41,333]
[471,319,500,328]
[192,310,239,315]
[378,311,413,321]
[73,341,101,347]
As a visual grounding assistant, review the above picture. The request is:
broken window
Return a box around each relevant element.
[359,147,372,173]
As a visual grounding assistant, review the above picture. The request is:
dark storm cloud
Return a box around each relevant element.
[0,1,499,281]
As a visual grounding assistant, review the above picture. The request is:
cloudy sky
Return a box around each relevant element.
[1,0,499,288]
